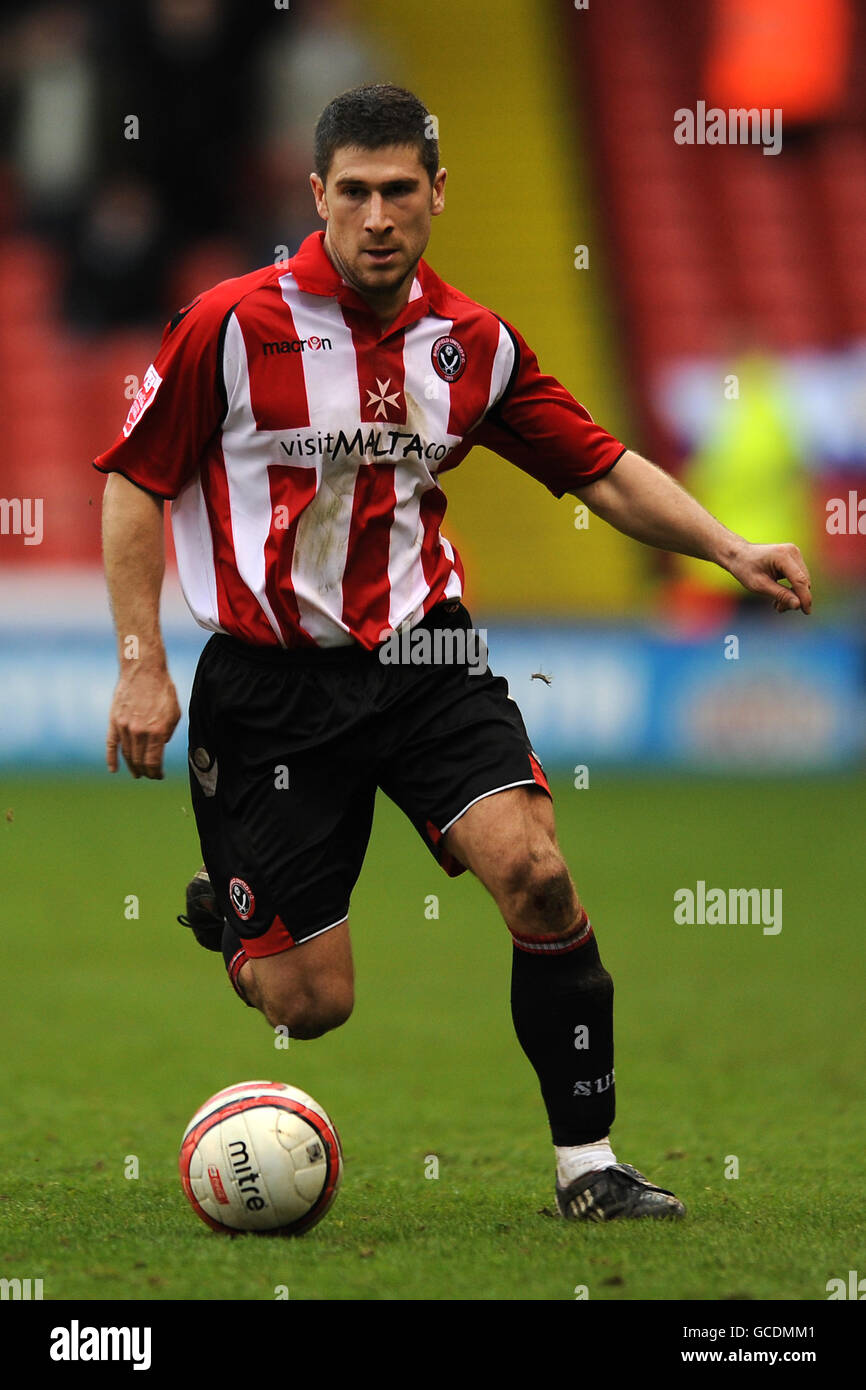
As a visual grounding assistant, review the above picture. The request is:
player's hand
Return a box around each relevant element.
[106,663,181,779]
[726,541,813,614]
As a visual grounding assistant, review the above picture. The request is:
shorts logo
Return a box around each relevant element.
[431,335,466,382]
[229,877,255,921]
[189,747,218,797]
[122,364,163,438]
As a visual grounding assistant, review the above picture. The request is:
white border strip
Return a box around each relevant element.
[440,778,539,836]
[292,912,349,946]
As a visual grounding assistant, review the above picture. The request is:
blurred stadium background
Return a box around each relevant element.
[0,0,864,775]
[2,0,865,1310]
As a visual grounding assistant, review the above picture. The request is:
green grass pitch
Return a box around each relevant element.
[1,771,863,1302]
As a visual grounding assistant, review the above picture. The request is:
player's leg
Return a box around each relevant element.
[233,920,354,1039]
[443,788,616,1147]
[441,782,581,936]
[184,635,377,1043]
[379,602,684,1220]
[443,783,683,1220]
[182,872,356,1038]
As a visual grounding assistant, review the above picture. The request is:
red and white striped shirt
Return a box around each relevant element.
[94,230,624,648]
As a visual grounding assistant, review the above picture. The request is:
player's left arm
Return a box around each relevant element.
[571,448,813,614]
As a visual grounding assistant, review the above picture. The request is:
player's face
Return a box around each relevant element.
[311,145,446,321]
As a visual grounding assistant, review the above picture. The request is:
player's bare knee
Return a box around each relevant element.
[296,993,353,1039]
[261,985,353,1040]
[501,856,579,937]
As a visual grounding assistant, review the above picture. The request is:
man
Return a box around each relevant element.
[96,84,812,1224]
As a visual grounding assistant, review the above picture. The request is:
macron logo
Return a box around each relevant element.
[262,336,332,355]
[49,1320,152,1372]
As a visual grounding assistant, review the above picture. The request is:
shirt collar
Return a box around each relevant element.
[286,230,451,325]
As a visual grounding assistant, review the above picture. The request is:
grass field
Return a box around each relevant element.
[1,772,864,1303]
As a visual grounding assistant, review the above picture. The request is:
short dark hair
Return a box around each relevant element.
[314,83,439,186]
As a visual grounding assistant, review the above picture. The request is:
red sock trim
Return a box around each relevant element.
[510,907,593,955]
[227,947,250,1001]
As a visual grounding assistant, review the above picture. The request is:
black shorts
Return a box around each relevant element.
[187,602,550,957]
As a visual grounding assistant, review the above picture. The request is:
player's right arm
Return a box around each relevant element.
[102,473,180,779]
[94,284,240,778]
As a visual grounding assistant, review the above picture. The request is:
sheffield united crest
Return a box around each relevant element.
[431,335,466,382]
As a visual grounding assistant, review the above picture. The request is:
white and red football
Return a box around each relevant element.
[179,1080,342,1235]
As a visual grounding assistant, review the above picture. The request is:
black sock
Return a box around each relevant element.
[510,916,615,1146]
